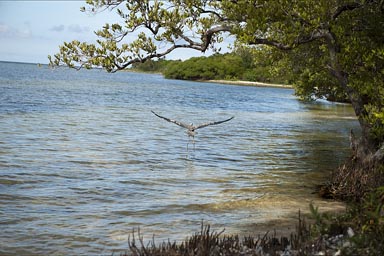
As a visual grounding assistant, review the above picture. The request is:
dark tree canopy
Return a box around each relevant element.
[49,0,384,161]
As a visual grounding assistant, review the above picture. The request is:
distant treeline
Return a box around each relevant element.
[130,47,292,85]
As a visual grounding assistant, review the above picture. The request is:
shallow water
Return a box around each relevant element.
[0,62,359,255]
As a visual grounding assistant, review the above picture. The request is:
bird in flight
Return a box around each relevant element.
[151,110,234,150]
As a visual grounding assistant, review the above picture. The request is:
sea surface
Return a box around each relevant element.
[0,61,359,255]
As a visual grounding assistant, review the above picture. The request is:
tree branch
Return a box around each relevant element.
[112,43,203,72]
[248,38,293,50]
[201,24,232,52]
[248,29,327,50]
[373,144,384,163]
[332,2,362,20]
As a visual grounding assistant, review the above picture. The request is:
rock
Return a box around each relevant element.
[343,241,352,248]
[347,227,354,238]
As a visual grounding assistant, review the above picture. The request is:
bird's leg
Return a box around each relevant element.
[187,134,195,154]
[188,130,196,151]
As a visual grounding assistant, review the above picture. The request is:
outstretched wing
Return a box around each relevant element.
[151,111,191,129]
[195,116,234,130]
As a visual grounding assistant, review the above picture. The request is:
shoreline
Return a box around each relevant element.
[203,79,293,89]
[122,68,293,89]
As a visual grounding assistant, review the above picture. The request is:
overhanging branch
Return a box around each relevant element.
[201,24,232,52]
[248,38,293,50]
[248,29,327,50]
[112,43,205,72]
[332,2,362,20]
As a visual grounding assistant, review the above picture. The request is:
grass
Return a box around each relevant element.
[116,211,349,256]
[118,219,310,256]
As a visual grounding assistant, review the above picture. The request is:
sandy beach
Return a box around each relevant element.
[205,79,293,89]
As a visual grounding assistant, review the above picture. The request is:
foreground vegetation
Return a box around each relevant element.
[117,201,384,255]
[118,183,384,256]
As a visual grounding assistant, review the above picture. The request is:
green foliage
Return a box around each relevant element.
[161,49,291,83]
[163,54,244,80]
[309,202,325,236]
[276,43,349,102]
[365,104,384,145]
[130,58,173,73]
[340,186,384,255]
[308,202,342,237]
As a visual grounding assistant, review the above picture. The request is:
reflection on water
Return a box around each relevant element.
[0,62,359,255]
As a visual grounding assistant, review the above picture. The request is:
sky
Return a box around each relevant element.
[0,1,228,64]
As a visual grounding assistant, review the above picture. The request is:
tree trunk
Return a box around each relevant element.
[325,32,375,160]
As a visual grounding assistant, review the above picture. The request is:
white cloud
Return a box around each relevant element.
[0,22,31,39]
[68,24,90,34]
[18,21,32,38]
[0,23,10,34]
[49,24,90,34]
[50,24,65,32]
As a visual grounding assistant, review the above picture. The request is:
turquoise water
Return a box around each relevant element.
[0,62,358,255]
